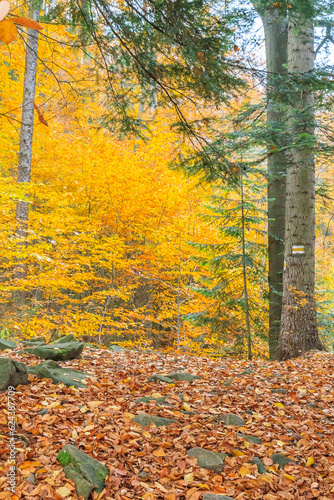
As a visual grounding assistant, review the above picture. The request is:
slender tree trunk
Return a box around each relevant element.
[14,7,39,303]
[275,8,325,360]
[240,170,252,361]
[261,11,288,359]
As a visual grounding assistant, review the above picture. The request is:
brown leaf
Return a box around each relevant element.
[13,16,42,30]
[34,103,49,126]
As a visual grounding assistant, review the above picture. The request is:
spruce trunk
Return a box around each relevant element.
[275,12,325,360]
[261,11,288,359]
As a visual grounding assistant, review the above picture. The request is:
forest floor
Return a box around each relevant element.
[0,347,334,500]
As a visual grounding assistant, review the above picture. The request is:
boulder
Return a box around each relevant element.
[236,433,261,444]
[214,413,245,426]
[271,453,296,469]
[28,360,88,388]
[51,333,76,344]
[187,448,225,473]
[133,412,177,427]
[0,358,28,391]
[57,444,109,499]
[0,339,17,350]
[167,372,200,382]
[148,374,174,384]
[19,341,84,361]
[109,344,124,352]
[135,396,167,404]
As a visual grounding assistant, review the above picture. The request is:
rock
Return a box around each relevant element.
[26,473,36,485]
[236,433,261,444]
[37,409,48,416]
[306,402,321,409]
[63,465,94,500]
[0,358,28,391]
[271,388,287,394]
[109,344,124,352]
[222,379,232,387]
[135,396,167,404]
[186,448,224,473]
[20,341,84,361]
[57,444,109,498]
[238,368,254,376]
[271,453,296,469]
[148,374,174,383]
[251,457,267,474]
[138,471,148,479]
[0,339,17,350]
[203,495,235,500]
[133,412,177,427]
[167,372,200,382]
[52,333,76,344]
[214,413,245,426]
[23,340,47,347]
[28,360,88,388]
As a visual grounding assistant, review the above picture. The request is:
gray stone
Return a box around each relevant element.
[222,379,232,387]
[186,448,224,473]
[57,444,109,496]
[28,360,88,388]
[52,333,76,344]
[214,413,245,426]
[23,340,47,347]
[148,374,174,383]
[109,344,124,352]
[0,339,17,350]
[135,396,167,404]
[236,433,261,444]
[63,465,94,500]
[138,471,148,479]
[238,368,254,376]
[271,388,287,394]
[306,402,321,409]
[133,412,177,427]
[251,457,267,474]
[26,473,36,485]
[271,453,296,469]
[203,496,235,500]
[167,372,200,382]
[19,341,84,361]
[0,358,28,391]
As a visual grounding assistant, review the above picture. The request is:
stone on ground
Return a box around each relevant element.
[57,444,109,499]
[0,358,28,391]
[0,339,17,350]
[135,396,167,404]
[109,344,124,352]
[214,413,245,426]
[19,341,84,361]
[51,333,76,344]
[238,368,254,376]
[187,448,225,473]
[203,495,235,500]
[28,360,88,388]
[148,374,174,383]
[236,433,261,444]
[251,457,267,474]
[133,412,177,427]
[271,453,296,468]
[167,372,200,382]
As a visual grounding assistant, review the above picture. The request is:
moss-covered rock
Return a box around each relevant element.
[57,444,109,497]
[133,412,177,427]
[135,396,167,404]
[236,433,261,444]
[203,495,235,500]
[214,413,245,426]
[271,453,296,469]
[187,448,225,473]
[251,457,267,474]
[238,368,254,376]
[0,358,28,391]
[109,344,124,352]
[19,341,84,361]
[0,339,17,350]
[167,372,200,382]
[51,333,76,344]
[148,374,174,384]
[28,360,88,388]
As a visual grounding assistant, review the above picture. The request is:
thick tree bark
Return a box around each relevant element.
[14,9,39,302]
[261,11,288,359]
[275,11,325,360]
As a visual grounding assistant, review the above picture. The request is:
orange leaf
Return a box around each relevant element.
[0,19,17,44]
[153,449,165,457]
[34,103,48,126]
[13,16,42,30]
[0,1,9,21]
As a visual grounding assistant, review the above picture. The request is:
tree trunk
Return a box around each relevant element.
[14,8,39,303]
[261,11,288,359]
[275,9,325,360]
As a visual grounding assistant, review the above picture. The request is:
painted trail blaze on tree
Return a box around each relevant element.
[275,2,325,360]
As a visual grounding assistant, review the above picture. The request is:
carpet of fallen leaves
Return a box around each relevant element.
[1,348,334,500]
